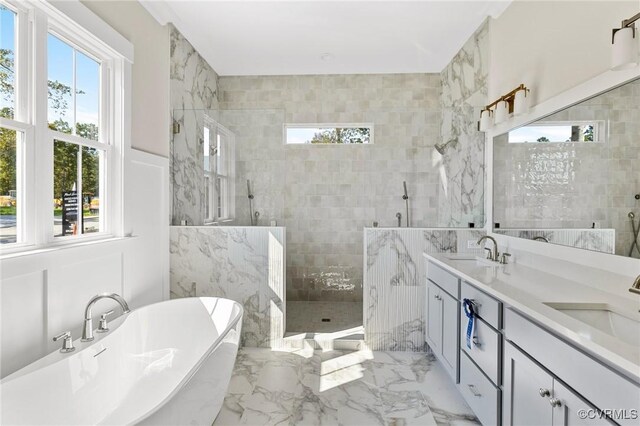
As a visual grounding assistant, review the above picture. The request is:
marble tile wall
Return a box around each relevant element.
[495,229,615,254]
[218,74,454,304]
[170,24,220,226]
[170,226,286,348]
[438,19,488,228]
[493,78,640,257]
[363,228,485,351]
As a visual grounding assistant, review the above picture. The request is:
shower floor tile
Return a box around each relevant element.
[287,301,363,333]
[215,347,479,426]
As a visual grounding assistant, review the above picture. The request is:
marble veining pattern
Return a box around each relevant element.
[214,347,479,425]
[438,20,488,228]
[170,226,285,348]
[170,25,220,226]
[364,229,485,351]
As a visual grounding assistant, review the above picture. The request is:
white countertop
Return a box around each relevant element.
[424,253,640,381]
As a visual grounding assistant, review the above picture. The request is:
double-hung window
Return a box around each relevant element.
[203,117,235,223]
[0,0,130,252]
[48,33,105,237]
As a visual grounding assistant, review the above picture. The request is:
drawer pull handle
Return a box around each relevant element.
[472,337,482,347]
[549,398,562,408]
[469,298,482,309]
[467,384,482,397]
[539,388,550,397]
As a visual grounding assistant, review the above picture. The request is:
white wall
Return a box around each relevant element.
[82,0,171,158]
[0,2,171,378]
[489,0,639,106]
[1,149,169,378]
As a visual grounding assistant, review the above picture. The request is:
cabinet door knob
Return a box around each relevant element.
[539,388,551,397]
[472,336,482,347]
[549,398,562,408]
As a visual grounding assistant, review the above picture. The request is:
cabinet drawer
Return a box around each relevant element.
[460,309,501,386]
[461,281,501,329]
[427,261,459,299]
[459,351,500,426]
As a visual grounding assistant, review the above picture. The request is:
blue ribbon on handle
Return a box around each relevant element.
[463,298,476,350]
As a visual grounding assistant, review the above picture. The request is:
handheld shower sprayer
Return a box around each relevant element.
[402,181,409,227]
[247,180,255,226]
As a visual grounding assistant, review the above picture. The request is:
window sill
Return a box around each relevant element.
[0,235,136,261]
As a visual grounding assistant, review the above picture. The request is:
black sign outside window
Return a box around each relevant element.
[62,191,79,236]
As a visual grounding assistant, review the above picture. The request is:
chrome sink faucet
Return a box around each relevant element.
[630,275,640,296]
[477,235,499,262]
[82,293,130,342]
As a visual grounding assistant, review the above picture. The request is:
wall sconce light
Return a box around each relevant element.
[478,84,530,131]
[478,109,493,131]
[494,100,509,124]
[612,12,640,70]
[513,87,530,115]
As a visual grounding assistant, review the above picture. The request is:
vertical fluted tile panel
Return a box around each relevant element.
[364,228,485,351]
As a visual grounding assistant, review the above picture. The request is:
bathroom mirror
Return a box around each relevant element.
[492,77,640,258]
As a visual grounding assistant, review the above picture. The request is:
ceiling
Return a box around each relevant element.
[141,1,512,76]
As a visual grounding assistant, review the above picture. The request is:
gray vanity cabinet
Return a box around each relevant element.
[504,341,612,426]
[503,341,555,425]
[426,262,460,382]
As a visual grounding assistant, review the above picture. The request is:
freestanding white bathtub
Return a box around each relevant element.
[0,297,243,425]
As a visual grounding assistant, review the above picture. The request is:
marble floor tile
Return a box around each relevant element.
[214,348,479,426]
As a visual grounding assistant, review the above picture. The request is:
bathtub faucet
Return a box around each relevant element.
[81,293,130,342]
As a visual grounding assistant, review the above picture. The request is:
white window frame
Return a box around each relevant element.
[0,0,132,254]
[284,123,375,145]
[203,117,235,224]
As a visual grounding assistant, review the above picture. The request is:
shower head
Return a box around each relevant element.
[630,212,636,219]
[402,181,408,200]
[434,138,458,155]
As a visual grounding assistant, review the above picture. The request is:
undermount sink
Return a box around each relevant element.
[544,302,640,346]
[444,254,499,267]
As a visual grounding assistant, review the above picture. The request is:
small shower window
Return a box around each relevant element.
[284,124,374,144]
